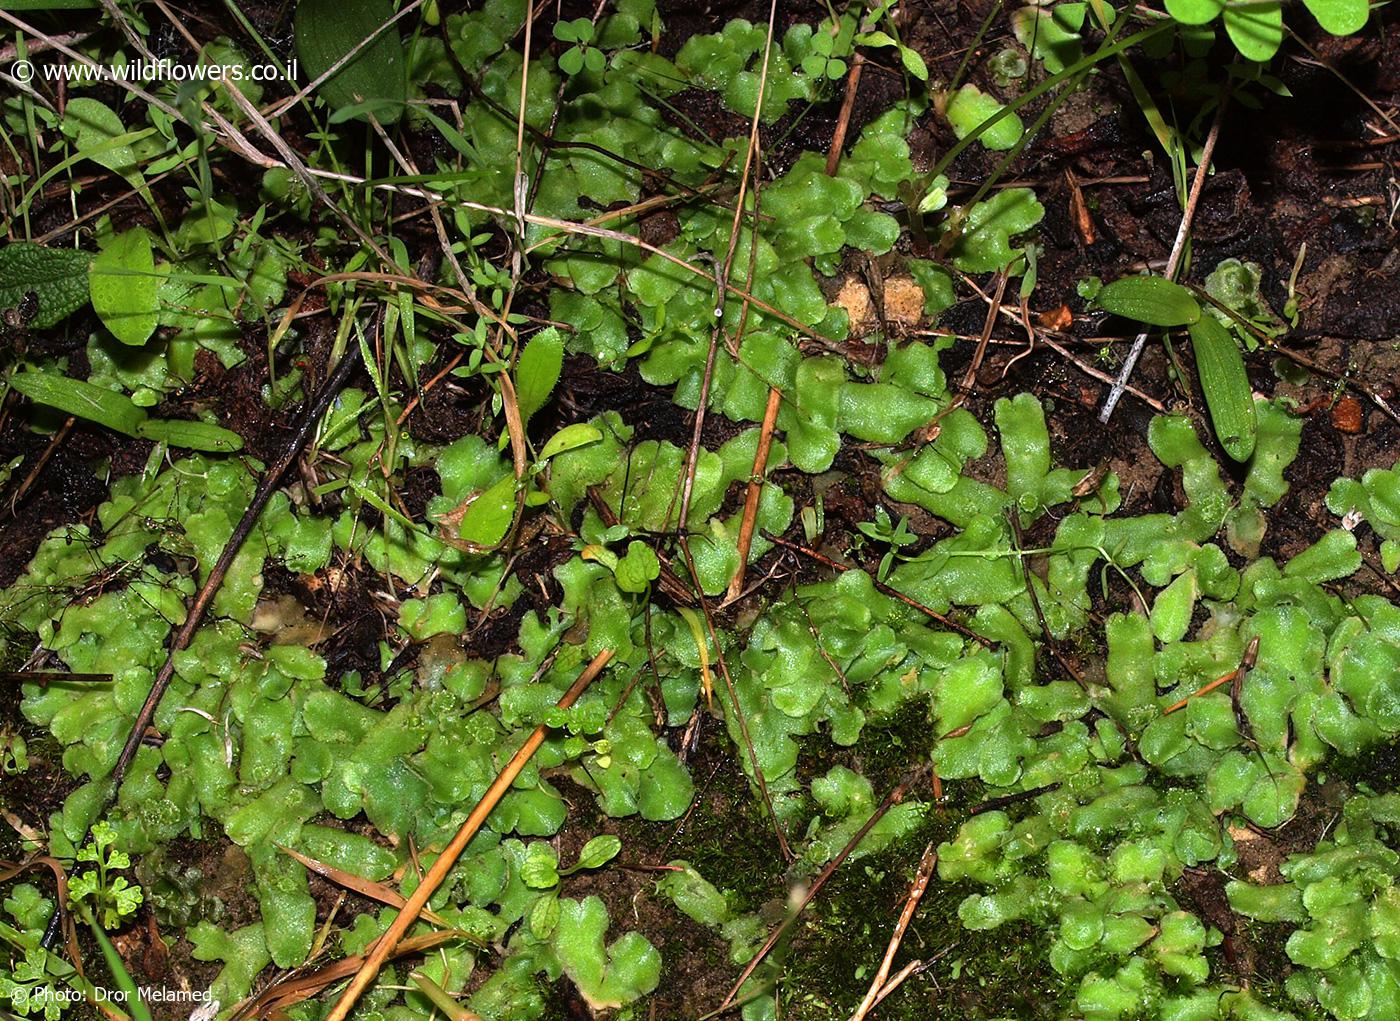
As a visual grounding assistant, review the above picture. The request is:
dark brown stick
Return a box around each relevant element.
[7,416,73,514]
[970,782,1060,816]
[1007,510,1087,690]
[0,672,111,685]
[956,270,1008,402]
[676,0,777,534]
[110,348,359,787]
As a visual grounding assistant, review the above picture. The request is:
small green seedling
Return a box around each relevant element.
[1205,259,1286,345]
[68,822,144,931]
[555,18,606,74]
[800,18,856,79]
[581,540,661,594]
[521,835,623,891]
[857,506,917,581]
[47,824,155,1021]
[942,85,1025,151]
[854,0,928,82]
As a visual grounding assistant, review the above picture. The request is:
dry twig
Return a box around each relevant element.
[1100,98,1227,422]
[111,346,361,788]
[1162,637,1260,716]
[725,387,783,603]
[848,844,938,1021]
[322,649,614,1021]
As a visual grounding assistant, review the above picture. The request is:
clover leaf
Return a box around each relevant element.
[554,18,606,75]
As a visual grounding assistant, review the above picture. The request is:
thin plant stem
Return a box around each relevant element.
[1100,95,1227,422]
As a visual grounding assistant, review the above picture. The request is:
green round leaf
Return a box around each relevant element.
[1223,1,1283,62]
[1164,0,1225,24]
[944,85,1024,152]
[1302,0,1367,35]
[559,45,585,75]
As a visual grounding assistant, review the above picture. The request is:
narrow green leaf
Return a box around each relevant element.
[410,970,479,1020]
[90,922,155,1021]
[1096,276,1201,327]
[90,227,160,346]
[415,107,479,162]
[9,371,146,436]
[1188,316,1257,462]
[856,30,897,47]
[899,45,929,81]
[137,418,244,452]
[574,835,622,871]
[516,327,565,427]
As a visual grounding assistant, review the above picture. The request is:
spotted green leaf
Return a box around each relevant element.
[1096,276,1201,327]
[1187,315,1256,462]
[90,227,160,346]
[294,0,406,122]
[1302,0,1367,34]
[0,243,92,328]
